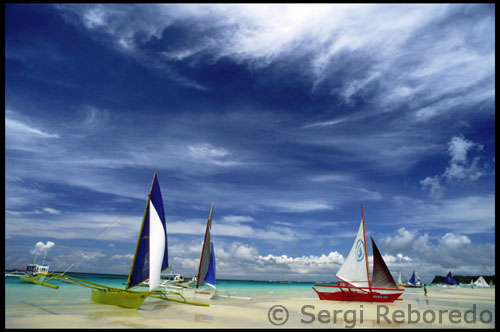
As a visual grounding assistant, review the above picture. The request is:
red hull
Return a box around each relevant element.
[313,285,403,303]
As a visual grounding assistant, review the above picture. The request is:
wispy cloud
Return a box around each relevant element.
[391,194,495,234]
[420,135,487,199]
[379,228,495,280]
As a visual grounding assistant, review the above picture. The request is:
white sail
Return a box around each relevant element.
[148,200,166,291]
[336,220,370,288]
[416,272,422,286]
[397,272,403,284]
[474,276,490,288]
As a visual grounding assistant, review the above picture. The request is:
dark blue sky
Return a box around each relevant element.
[5,4,495,282]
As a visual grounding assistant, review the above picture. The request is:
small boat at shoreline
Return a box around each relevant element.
[404,271,422,288]
[443,271,460,287]
[159,201,250,301]
[6,245,58,288]
[313,205,404,303]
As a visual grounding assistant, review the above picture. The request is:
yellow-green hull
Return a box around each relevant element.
[91,288,149,309]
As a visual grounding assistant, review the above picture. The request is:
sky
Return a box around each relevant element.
[5,4,495,283]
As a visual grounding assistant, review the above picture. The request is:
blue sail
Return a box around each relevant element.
[203,242,216,287]
[196,201,215,288]
[453,277,459,286]
[408,271,416,285]
[443,271,454,285]
[126,173,168,289]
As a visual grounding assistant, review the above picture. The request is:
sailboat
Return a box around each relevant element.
[161,201,217,299]
[25,172,208,309]
[404,271,422,288]
[473,276,490,288]
[443,271,459,287]
[396,272,406,287]
[313,205,404,303]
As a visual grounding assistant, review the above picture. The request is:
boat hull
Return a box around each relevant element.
[161,284,216,299]
[313,285,403,303]
[91,288,149,309]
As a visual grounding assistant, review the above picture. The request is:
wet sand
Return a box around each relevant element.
[5,286,495,328]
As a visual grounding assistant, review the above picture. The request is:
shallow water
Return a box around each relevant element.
[5,273,495,328]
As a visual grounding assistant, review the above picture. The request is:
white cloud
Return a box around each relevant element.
[448,135,482,163]
[42,207,61,215]
[420,175,444,200]
[5,118,60,139]
[379,228,494,281]
[188,143,240,166]
[444,135,484,181]
[420,135,486,199]
[264,199,334,213]
[439,233,471,247]
[30,241,55,256]
[309,173,353,183]
[110,253,134,260]
[221,215,255,223]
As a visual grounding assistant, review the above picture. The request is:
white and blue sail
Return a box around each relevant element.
[126,173,169,291]
[196,201,216,289]
[408,271,422,286]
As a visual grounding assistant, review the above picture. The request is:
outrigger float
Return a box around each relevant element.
[26,172,208,309]
[313,205,404,303]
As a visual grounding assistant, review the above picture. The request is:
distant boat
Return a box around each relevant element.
[161,201,217,299]
[397,271,406,287]
[5,245,59,289]
[404,271,422,288]
[473,276,490,288]
[159,202,249,300]
[313,205,404,303]
[443,271,459,287]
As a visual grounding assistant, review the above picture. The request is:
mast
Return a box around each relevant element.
[125,172,156,289]
[361,204,372,291]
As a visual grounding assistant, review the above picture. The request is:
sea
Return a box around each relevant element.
[5,272,495,328]
[5,272,323,304]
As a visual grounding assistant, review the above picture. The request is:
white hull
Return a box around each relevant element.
[161,283,216,300]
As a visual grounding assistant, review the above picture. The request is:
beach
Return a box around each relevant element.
[5,277,495,328]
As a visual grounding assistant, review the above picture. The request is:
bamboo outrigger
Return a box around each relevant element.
[24,172,209,309]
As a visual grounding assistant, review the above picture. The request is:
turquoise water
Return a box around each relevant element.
[5,272,325,304]
[5,273,495,328]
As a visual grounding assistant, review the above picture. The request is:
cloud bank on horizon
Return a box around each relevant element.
[5,4,494,282]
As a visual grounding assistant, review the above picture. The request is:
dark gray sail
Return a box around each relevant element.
[370,237,398,289]
[196,201,214,288]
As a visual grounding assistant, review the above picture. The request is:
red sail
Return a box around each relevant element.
[370,237,398,289]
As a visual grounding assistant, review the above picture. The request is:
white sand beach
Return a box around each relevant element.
[5,286,494,328]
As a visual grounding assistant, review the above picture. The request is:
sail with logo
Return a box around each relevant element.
[313,205,404,303]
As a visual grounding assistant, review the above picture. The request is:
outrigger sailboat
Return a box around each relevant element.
[25,172,208,309]
[6,245,59,288]
[404,270,422,288]
[396,272,406,288]
[159,201,250,301]
[313,205,404,303]
[161,201,217,299]
[443,271,459,287]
